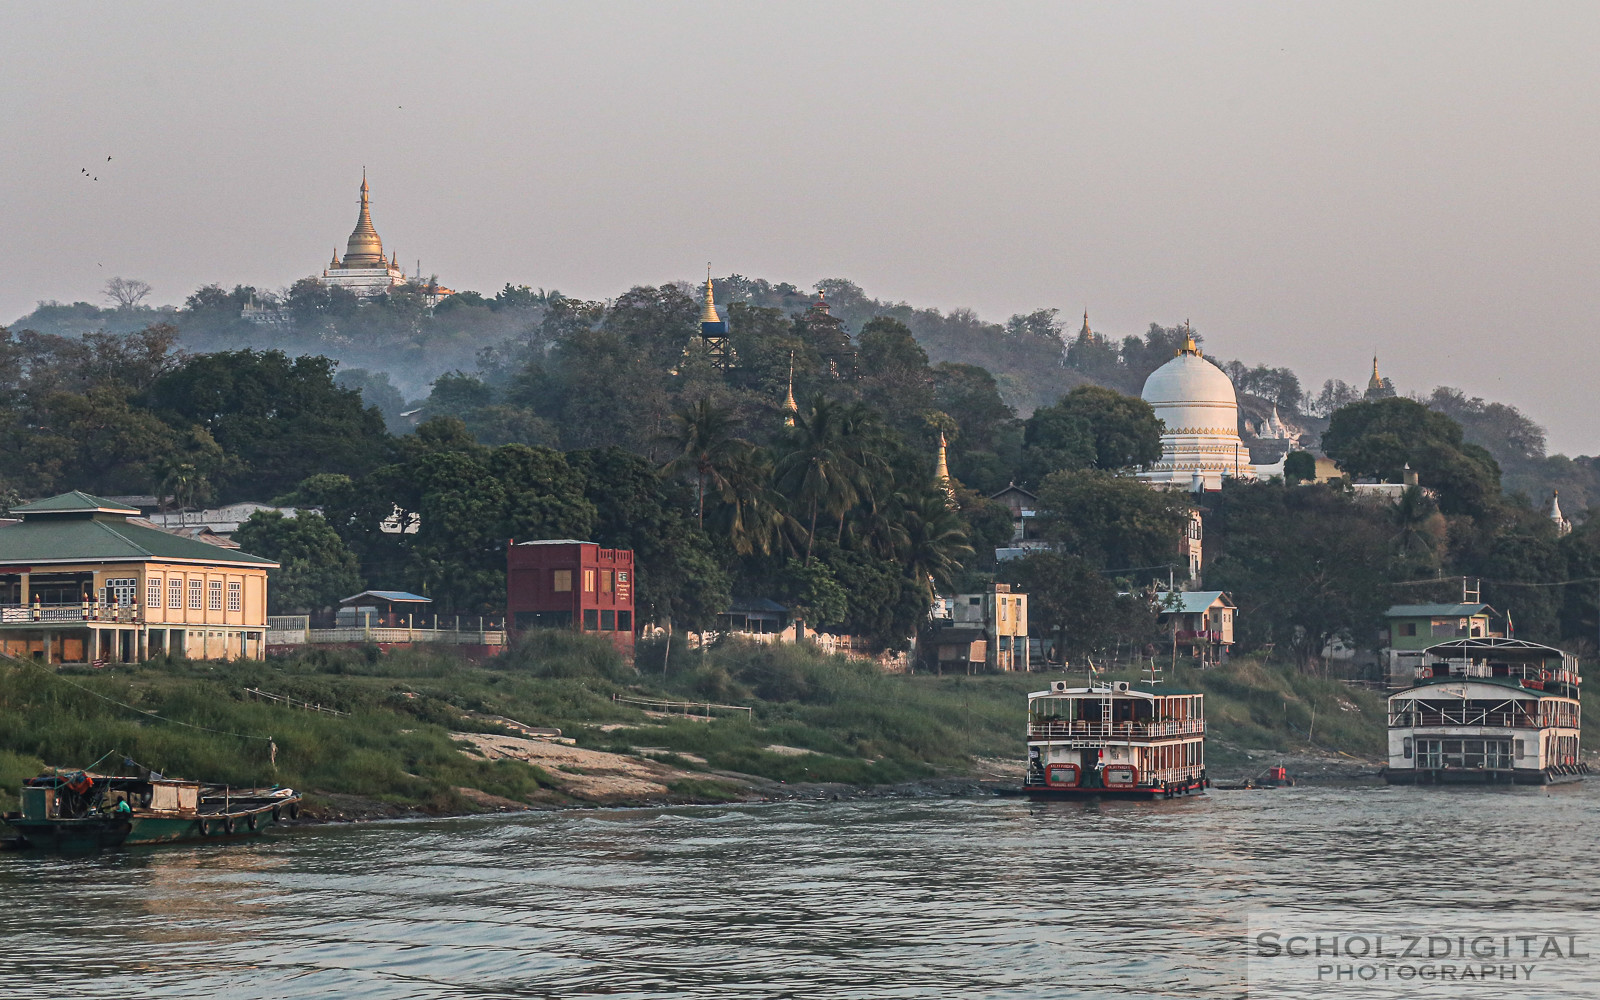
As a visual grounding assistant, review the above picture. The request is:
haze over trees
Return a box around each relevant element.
[7,271,1600,663]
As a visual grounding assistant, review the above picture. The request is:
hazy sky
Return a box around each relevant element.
[5,3,1598,451]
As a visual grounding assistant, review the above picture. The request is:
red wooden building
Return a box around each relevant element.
[507,539,635,657]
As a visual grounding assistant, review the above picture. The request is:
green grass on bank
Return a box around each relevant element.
[7,636,1582,813]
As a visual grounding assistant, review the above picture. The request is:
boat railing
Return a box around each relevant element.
[1390,710,1535,728]
[1145,764,1206,784]
[1027,719,1205,739]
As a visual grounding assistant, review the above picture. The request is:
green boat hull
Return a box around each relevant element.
[3,800,297,850]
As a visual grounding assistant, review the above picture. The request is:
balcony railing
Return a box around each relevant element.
[0,602,144,625]
[1028,719,1205,739]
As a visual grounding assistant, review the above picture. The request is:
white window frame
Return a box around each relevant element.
[227,580,242,613]
[208,580,223,612]
[189,579,204,610]
[169,578,184,609]
[147,577,163,609]
[104,578,137,607]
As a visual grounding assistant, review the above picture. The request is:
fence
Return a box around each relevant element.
[611,693,753,721]
[243,686,350,717]
[265,614,505,649]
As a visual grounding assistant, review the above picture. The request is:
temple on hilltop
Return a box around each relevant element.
[1136,323,1284,491]
[319,171,452,304]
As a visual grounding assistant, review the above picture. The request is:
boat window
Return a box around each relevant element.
[1402,737,1413,760]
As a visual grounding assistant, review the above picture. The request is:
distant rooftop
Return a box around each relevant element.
[12,491,141,516]
[1386,603,1494,618]
[340,590,432,605]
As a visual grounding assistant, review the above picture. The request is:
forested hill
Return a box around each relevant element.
[11,274,1600,510]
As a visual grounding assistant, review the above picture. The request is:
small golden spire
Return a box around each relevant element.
[1178,319,1199,356]
[1367,354,1383,392]
[700,263,720,325]
[1081,309,1091,339]
[783,352,797,427]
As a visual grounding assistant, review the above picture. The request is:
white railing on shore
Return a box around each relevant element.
[265,622,506,647]
[612,693,753,721]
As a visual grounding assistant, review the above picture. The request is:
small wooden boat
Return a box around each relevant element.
[1,770,301,851]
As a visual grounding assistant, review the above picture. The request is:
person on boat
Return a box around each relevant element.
[114,798,132,815]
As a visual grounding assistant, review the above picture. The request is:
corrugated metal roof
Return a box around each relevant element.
[1385,603,1493,617]
[1161,591,1232,614]
[341,590,432,604]
[0,516,276,566]
[512,539,593,546]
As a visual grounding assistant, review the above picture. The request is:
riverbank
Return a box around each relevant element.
[4,637,1518,819]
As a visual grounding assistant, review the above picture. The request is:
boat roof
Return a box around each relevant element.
[1424,637,1567,659]
[1390,676,1558,699]
[1029,684,1202,699]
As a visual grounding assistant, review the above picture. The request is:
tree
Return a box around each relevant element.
[1021,385,1162,486]
[144,350,393,500]
[998,550,1153,659]
[773,395,886,561]
[1035,469,1192,577]
[235,510,362,614]
[897,491,973,605]
[568,446,730,629]
[659,398,751,526]
[1203,481,1394,665]
[103,277,153,310]
[1283,450,1316,485]
[1322,397,1501,516]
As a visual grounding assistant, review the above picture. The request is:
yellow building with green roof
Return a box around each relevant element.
[0,492,277,664]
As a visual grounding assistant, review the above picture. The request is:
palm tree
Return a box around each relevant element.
[714,447,804,558]
[772,395,887,562]
[659,398,750,526]
[898,490,973,605]
[1391,485,1440,565]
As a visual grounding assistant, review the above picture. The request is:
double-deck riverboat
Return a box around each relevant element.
[1023,681,1207,799]
[2,770,300,850]
[1385,637,1587,785]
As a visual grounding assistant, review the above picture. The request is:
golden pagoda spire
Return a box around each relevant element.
[1367,354,1383,392]
[1178,318,1199,356]
[936,431,956,509]
[700,263,720,324]
[1081,309,1091,339]
[344,168,385,268]
[783,352,798,427]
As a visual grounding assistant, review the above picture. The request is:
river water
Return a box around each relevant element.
[1,783,1595,999]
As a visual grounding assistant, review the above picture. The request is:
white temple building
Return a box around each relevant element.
[1137,326,1282,490]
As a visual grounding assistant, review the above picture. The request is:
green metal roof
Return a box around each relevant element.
[0,516,276,567]
[1393,675,1545,698]
[1386,603,1494,618]
[11,491,141,516]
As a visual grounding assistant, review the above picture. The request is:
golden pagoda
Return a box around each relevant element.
[318,170,453,302]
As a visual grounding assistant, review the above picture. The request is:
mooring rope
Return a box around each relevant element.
[0,652,277,765]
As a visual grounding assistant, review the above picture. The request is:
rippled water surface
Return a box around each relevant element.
[1,783,1595,998]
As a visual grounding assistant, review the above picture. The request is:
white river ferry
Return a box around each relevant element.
[1023,681,1207,799]
[1386,637,1587,785]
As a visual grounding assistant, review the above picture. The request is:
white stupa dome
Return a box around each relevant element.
[1140,352,1239,436]
[1136,330,1252,489]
